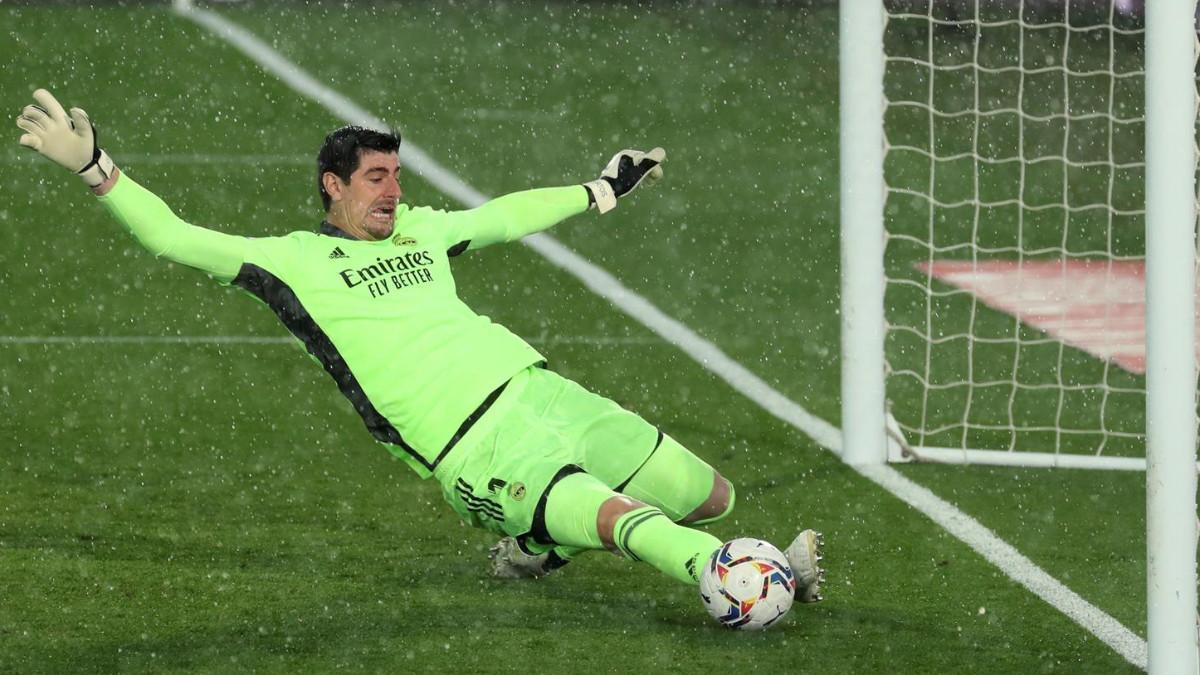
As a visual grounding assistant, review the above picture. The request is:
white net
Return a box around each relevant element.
[881,0,1154,461]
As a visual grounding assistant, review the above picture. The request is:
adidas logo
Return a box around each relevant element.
[328,247,349,259]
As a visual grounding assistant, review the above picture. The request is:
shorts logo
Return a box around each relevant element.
[509,482,527,501]
[392,234,418,247]
[455,478,504,522]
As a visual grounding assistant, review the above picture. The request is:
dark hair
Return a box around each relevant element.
[316,125,402,211]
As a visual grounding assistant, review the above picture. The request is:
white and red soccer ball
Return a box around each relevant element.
[698,538,796,631]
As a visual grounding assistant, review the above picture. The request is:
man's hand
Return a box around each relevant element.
[16,88,115,188]
[584,147,665,214]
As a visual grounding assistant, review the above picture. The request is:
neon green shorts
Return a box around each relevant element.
[433,366,662,538]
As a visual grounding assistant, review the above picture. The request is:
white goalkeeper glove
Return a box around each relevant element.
[583,147,665,214]
[16,88,115,188]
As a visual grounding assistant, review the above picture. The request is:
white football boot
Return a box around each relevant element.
[487,537,569,579]
[784,529,825,603]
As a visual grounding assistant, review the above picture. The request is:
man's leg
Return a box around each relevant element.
[603,434,825,602]
[542,433,732,565]
[542,471,721,584]
[618,432,734,524]
[487,370,734,578]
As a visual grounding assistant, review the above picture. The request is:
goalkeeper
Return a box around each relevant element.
[16,89,823,604]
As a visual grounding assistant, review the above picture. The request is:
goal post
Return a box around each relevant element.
[839,0,888,466]
[840,0,1198,669]
[843,0,1198,471]
[873,0,1157,471]
[1144,1,1198,670]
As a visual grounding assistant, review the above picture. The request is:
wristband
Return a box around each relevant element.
[582,178,616,214]
[78,149,115,188]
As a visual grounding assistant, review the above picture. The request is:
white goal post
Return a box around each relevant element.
[846,0,1199,473]
[839,0,1197,671]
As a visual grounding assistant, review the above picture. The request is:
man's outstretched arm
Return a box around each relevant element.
[16,89,247,284]
[441,148,666,253]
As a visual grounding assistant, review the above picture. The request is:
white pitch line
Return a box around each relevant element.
[172,0,488,209]
[171,2,1147,668]
[857,465,1147,667]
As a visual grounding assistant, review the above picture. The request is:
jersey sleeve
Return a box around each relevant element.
[96,173,249,284]
[434,185,589,256]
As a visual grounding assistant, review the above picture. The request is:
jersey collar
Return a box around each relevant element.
[319,220,358,241]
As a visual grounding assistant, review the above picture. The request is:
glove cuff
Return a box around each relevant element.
[78,149,115,188]
[583,179,617,214]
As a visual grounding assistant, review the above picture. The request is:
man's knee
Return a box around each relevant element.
[596,495,647,549]
[680,472,735,525]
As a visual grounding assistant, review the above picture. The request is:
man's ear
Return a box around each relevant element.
[322,171,346,203]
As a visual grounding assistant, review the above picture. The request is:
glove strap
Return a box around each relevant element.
[583,178,617,214]
[77,149,115,188]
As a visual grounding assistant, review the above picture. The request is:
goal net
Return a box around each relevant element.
[880,0,1181,468]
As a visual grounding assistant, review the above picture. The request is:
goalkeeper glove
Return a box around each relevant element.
[16,88,115,188]
[583,147,665,214]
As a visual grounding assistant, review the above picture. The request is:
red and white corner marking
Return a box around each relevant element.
[920,259,1196,375]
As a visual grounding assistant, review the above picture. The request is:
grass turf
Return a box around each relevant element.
[1,2,1148,672]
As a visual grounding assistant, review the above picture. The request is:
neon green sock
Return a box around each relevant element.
[612,506,722,584]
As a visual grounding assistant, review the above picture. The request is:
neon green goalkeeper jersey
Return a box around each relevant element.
[99,175,589,477]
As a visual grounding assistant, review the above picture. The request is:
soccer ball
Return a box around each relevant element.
[698,538,796,630]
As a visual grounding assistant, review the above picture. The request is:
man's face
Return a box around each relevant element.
[324,150,403,240]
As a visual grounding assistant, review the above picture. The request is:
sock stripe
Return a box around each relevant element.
[612,508,652,559]
[615,507,666,561]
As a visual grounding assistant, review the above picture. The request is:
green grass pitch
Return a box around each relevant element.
[1,2,1147,672]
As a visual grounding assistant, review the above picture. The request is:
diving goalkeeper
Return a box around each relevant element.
[15,89,824,610]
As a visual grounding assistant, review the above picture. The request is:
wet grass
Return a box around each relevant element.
[1,3,1145,673]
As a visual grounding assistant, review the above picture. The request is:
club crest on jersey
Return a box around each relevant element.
[509,482,527,501]
[392,234,418,247]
